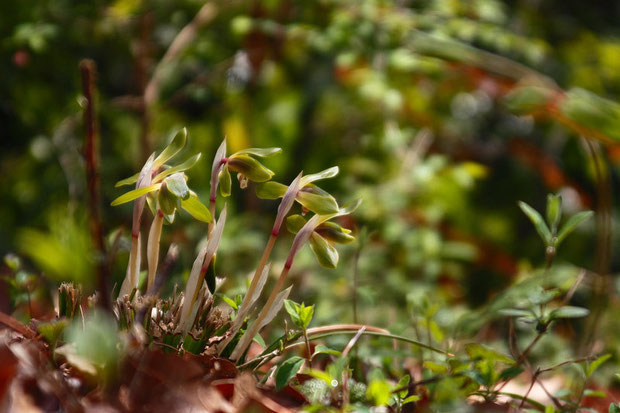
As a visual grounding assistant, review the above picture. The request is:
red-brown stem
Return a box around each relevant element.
[0,311,37,339]
[80,60,110,311]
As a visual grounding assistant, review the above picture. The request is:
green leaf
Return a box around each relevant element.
[306,368,335,386]
[227,154,274,182]
[395,374,410,398]
[609,403,620,413]
[549,306,590,320]
[152,153,202,183]
[255,181,288,199]
[312,345,342,358]
[337,198,362,216]
[164,173,190,200]
[518,201,552,245]
[465,343,515,365]
[583,389,607,398]
[234,147,282,158]
[366,377,392,406]
[503,85,552,114]
[315,222,355,244]
[284,299,303,327]
[546,194,562,233]
[402,395,421,404]
[556,211,594,245]
[158,183,178,215]
[111,183,161,206]
[219,164,232,197]
[499,365,524,381]
[115,172,140,187]
[560,87,620,142]
[154,128,187,168]
[180,192,212,223]
[297,191,339,215]
[309,233,339,269]
[275,356,305,390]
[587,354,611,378]
[300,166,339,186]
[38,319,67,349]
[218,294,238,310]
[423,361,448,374]
[300,304,314,328]
[286,215,307,234]
[498,308,534,318]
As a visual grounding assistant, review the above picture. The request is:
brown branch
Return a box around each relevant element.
[0,311,37,339]
[80,60,111,311]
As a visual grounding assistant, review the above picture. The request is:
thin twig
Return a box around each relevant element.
[0,311,37,339]
[144,2,218,107]
[80,59,111,311]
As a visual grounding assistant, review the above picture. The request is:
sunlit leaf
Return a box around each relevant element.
[284,299,303,327]
[154,128,187,168]
[300,166,339,186]
[586,354,611,378]
[286,214,307,234]
[180,192,212,223]
[312,345,342,358]
[316,222,355,244]
[111,183,161,206]
[309,233,339,269]
[152,153,202,183]
[297,191,339,215]
[256,181,288,199]
[115,172,140,187]
[227,154,274,182]
[164,173,189,200]
[235,147,282,158]
[219,164,232,197]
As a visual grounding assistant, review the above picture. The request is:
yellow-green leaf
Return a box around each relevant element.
[286,214,307,234]
[227,154,274,182]
[234,147,282,158]
[256,181,288,199]
[309,233,339,269]
[152,153,202,183]
[316,222,355,244]
[296,191,339,215]
[300,166,339,186]
[111,184,161,206]
[154,128,187,168]
[180,193,212,223]
[219,164,231,197]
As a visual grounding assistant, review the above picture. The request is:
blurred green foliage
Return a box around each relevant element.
[2,2,620,405]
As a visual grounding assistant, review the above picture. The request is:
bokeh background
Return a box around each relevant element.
[2,0,620,357]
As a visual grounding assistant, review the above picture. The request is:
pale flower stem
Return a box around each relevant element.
[234,234,276,323]
[216,233,278,354]
[119,232,140,297]
[231,263,292,360]
[147,209,165,292]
